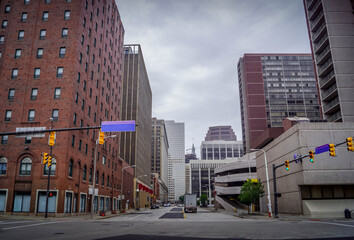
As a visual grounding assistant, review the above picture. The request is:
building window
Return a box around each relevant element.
[75,92,78,103]
[81,35,84,45]
[62,28,68,38]
[101,173,104,186]
[5,5,11,13]
[24,136,31,144]
[28,110,35,121]
[45,0,51,4]
[34,68,40,78]
[57,67,63,77]
[43,158,56,175]
[83,81,86,91]
[40,29,46,40]
[82,99,85,110]
[52,109,59,121]
[68,160,73,177]
[83,17,86,27]
[2,20,8,28]
[77,72,81,82]
[11,68,18,79]
[1,136,8,145]
[24,0,30,4]
[89,168,92,182]
[5,110,12,121]
[21,12,28,22]
[64,10,70,20]
[59,47,66,58]
[19,157,32,175]
[102,156,106,165]
[85,1,88,9]
[0,36,4,44]
[31,88,38,100]
[80,194,86,212]
[72,135,75,147]
[37,48,43,58]
[8,89,15,100]
[42,11,49,21]
[18,30,24,40]
[107,175,109,187]
[73,113,76,124]
[0,157,7,175]
[96,171,99,184]
[83,165,87,181]
[15,49,21,59]
[54,88,61,99]
[79,140,82,151]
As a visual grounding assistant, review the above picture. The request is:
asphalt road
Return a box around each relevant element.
[1,207,354,240]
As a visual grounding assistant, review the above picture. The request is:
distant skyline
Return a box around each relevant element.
[116,0,312,157]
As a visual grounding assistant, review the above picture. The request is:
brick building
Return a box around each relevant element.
[0,0,133,215]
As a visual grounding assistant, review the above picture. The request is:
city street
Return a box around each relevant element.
[1,207,354,240]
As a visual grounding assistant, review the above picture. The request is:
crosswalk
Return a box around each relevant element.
[0,219,57,231]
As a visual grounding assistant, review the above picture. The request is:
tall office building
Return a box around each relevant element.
[237,54,321,153]
[304,0,354,122]
[165,120,185,202]
[204,126,237,141]
[0,0,128,214]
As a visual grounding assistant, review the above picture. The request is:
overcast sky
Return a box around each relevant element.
[115,0,311,157]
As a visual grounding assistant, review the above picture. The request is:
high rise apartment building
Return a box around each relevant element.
[304,0,354,122]
[165,120,185,202]
[237,54,321,153]
[0,0,128,214]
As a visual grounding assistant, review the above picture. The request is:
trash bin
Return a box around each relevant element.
[344,209,351,219]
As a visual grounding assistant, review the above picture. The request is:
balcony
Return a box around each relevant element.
[316,45,331,65]
[307,0,318,10]
[326,110,342,122]
[323,97,340,114]
[308,0,322,20]
[318,57,333,77]
[313,22,327,43]
[319,70,335,89]
[311,11,324,32]
[321,83,338,102]
[314,33,329,53]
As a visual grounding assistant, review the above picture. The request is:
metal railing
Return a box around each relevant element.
[318,57,333,76]
[321,83,337,100]
[314,33,328,52]
[313,22,326,41]
[310,10,324,30]
[308,0,322,19]
[319,70,335,88]
[323,97,339,113]
[326,111,342,122]
[316,45,330,63]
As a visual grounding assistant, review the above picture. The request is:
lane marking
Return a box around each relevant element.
[307,221,354,228]
[2,221,57,230]
[0,221,35,225]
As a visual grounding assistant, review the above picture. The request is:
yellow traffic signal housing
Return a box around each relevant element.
[48,131,56,146]
[347,137,354,151]
[43,153,49,164]
[99,130,105,145]
[47,156,52,167]
[285,160,289,171]
[309,151,314,163]
[329,143,336,157]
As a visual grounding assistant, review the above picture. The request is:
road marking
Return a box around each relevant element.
[128,215,140,219]
[2,221,57,230]
[307,221,354,228]
[0,221,35,225]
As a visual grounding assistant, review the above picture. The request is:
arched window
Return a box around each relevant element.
[89,168,92,182]
[19,157,32,175]
[0,157,7,175]
[107,175,109,187]
[101,173,104,186]
[43,158,56,175]
[83,165,87,181]
[68,159,73,177]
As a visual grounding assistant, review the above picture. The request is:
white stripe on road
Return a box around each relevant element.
[2,221,57,230]
[0,221,36,225]
[307,221,354,228]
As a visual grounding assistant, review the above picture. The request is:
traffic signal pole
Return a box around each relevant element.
[45,145,52,218]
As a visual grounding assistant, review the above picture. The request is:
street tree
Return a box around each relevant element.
[238,180,264,213]
[200,193,208,207]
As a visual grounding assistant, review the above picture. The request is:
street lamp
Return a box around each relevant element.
[250,148,272,218]
[135,174,147,210]
[90,134,117,219]
[120,165,135,212]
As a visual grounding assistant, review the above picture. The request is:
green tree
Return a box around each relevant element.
[238,180,264,213]
[200,193,208,207]
[179,195,184,203]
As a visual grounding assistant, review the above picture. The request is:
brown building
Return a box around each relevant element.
[0,0,132,215]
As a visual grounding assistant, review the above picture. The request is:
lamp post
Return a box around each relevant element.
[120,165,135,212]
[90,134,116,219]
[135,174,147,210]
[250,148,272,217]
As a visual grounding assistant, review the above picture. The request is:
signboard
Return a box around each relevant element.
[16,127,46,138]
[118,195,125,200]
[101,121,135,132]
[315,144,329,154]
[88,187,98,195]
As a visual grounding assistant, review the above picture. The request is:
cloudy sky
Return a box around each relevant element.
[115,0,311,157]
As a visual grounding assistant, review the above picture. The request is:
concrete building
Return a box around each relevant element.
[0,0,131,215]
[303,0,354,122]
[205,126,237,141]
[201,140,243,160]
[237,54,322,154]
[255,122,354,217]
[165,120,185,202]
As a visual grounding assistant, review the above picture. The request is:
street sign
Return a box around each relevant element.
[101,121,135,132]
[315,144,329,154]
[89,187,98,195]
[16,127,46,138]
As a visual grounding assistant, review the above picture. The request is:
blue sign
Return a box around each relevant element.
[315,144,329,154]
[101,121,136,132]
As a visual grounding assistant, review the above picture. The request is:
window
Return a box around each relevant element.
[79,140,82,151]
[45,0,51,4]
[62,28,68,38]
[21,12,28,22]
[83,17,86,27]
[73,113,76,124]
[66,0,72,2]
[40,29,46,40]
[18,30,24,40]
[77,72,80,82]
[0,36,4,44]
[64,10,70,20]
[96,171,99,184]
[43,158,56,175]
[54,88,61,99]
[85,1,88,9]
[1,136,8,145]
[20,157,32,175]
[5,110,12,121]
[107,175,109,187]
[24,0,30,4]
[0,157,7,175]
[57,67,63,77]
[34,68,40,78]
[75,92,78,103]
[83,165,87,181]
[52,109,59,121]
[81,35,84,45]
[15,49,21,59]
[72,135,75,147]
[2,20,8,28]
[5,5,11,13]
[84,81,86,91]
[25,136,31,144]
[28,110,35,121]
[12,69,18,79]
[68,160,73,177]
[89,168,92,182]
[101,173,104,186]
[80,194,86,212]
[102,156,106,165]
[31,88,38,100]
[8,89,15,100]
[79,53,82,63]
[37,48,43,58]
[65,192,72,213]
[59,47,66,58]
[42,11,49,21]
[82,99,85,110]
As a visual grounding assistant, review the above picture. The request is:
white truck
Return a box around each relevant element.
[184,193,197,213]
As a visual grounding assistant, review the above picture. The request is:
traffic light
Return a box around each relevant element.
[347,137,354,151]
[48,131,56,146]
[285,160,289,171]
[309,151,314,163]
[47,156,52,167]
[43,153,49,165]
[329,143,336,157]
[49,192,54,197]
[98,129,105,145]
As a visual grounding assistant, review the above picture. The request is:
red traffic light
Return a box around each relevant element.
[49,192,53,197]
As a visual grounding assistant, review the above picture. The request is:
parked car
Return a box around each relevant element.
[151,204,160,209]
